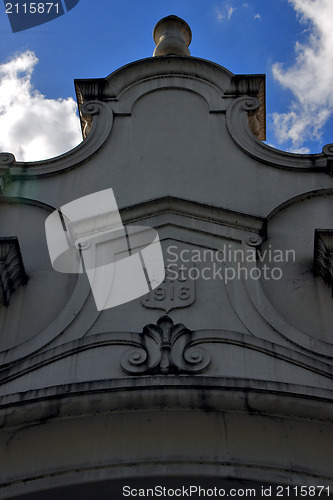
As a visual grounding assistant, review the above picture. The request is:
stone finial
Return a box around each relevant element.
[153,15,192,57]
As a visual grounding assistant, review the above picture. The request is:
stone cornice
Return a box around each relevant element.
[119,196,266,237]
[75,56,235,101]
[1,321,332,393]
[75,56,266,137]
[1,376,333,426]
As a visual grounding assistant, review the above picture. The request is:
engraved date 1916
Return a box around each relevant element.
[5,3,60,14]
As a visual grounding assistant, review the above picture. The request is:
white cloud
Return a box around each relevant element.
[216,4,235,21]
[272,0,333,150]
[288,146,311,154]
[0,50,81,162]
[216,8,224,20]
[227,6,235,19]
[254,13,261,20]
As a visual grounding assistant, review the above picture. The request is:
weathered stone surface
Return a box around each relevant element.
[0,16,332,499]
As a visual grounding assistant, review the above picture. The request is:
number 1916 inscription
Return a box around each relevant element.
[141,267,195,313]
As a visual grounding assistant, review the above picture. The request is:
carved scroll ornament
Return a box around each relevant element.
[121,315,210,375]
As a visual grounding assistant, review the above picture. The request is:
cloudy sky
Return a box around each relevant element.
[0,0,332,161]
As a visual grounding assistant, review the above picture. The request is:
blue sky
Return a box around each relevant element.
[0,0,332,160]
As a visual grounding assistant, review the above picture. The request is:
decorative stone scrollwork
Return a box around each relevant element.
[0,237,27,306]
[322,144,333,155]
[314,230,333,293]
[322,144,333,175]
[226,96,330,171]
[240,97,261,139]
[0,153,15,166]
[8,101,113,178]
[80,101,102,138]
[246,234,263,247]
[121,315,210,375]
[242,97,260,112]
[80,102,101,115]
[0,153,14,193]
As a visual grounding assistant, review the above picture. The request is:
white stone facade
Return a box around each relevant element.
[0,16,332,499]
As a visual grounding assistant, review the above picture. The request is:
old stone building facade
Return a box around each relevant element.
[0,16,332,499]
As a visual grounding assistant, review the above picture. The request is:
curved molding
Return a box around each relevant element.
[1,383,333,497]
[1,376,333,421]
[0,332,142,382]
[226,96,331,172]
[240,260,333,358]
[0,153,15,167]
[1,323,332,385]
[0,197,97,367]
[120,195,265,237]
[75,57,265,129]
[249,190,333,357]
[0,275,92,368]
[113,75,225,114]
[0,276,92,368]
[75,56,234,101]
[222,197,333,359]
[8,101,113,179]
[191,329,333,378]
[0,195,57,211]
[266,188,333,220]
